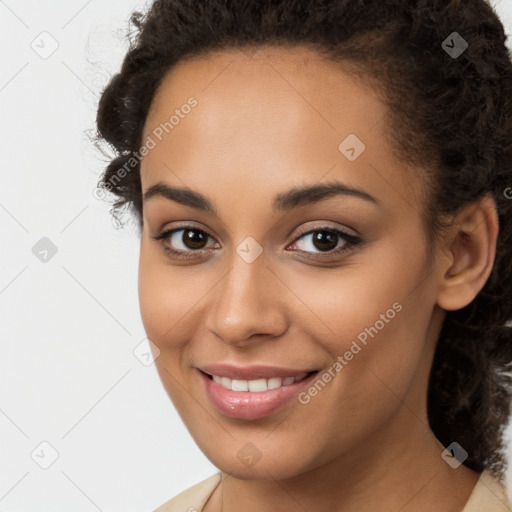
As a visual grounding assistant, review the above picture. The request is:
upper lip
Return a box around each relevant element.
[198,364,318,380]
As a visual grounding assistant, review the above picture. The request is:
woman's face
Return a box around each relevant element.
[138,46,448,479]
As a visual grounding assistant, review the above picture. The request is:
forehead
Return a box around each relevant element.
[143,45,386,142]
[140,45,424,215]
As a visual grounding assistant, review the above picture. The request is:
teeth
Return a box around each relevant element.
[211,372,309,392]
[248,379,267,392]
[268,377,282,389]
[232,379,248,391]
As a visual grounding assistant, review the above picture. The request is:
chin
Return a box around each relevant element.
[197,439,322,482]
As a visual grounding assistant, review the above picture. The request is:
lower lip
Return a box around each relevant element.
[198,369,317,420]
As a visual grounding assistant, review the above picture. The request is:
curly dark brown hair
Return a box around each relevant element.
[95,0,512,479]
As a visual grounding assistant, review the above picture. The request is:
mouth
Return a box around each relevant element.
[198,368,320,420]
[200,369,316,392]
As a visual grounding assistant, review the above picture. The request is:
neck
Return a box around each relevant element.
[207,414,479,512]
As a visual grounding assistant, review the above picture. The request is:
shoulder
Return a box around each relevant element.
[462,469,512,511]
[153,469,511,511]
[153,472,222,512]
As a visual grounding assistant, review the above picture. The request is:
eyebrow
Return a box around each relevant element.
[142,180,379,218]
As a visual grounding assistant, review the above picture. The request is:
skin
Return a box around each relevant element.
[137,46,499,511]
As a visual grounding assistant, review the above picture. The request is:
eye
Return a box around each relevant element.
[151,225,219,260]
[151,224,363,262]
[287,226,362,260]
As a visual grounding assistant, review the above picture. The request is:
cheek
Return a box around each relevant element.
[137,245,200,405]
[285,277,428,464]
[137,242,190,349]
[138,241,224,357]
[285,254,431,396]
[281,261,408,351]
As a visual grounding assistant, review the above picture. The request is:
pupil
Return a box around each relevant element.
[184,229,207,249]
[313,231,338,251]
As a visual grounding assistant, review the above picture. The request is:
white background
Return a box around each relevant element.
[1,1,512,510]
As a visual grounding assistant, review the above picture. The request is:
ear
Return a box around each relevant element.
[436,193,499,311]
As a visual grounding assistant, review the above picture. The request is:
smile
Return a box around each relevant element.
[209,372,309,392]
[197,367,319,420]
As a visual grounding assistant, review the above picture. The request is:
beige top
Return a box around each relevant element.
[154,470,512,512]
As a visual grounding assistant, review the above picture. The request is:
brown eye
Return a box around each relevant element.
[151,226,219,260]
[291,228,353,253]
[180,229,209,250]
[163,227,215,252]
[309,230,339,252]
[287,226,363,261]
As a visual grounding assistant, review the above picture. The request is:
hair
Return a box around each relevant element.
[95,0,512,479]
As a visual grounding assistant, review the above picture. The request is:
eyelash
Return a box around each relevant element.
[151,224,363,262]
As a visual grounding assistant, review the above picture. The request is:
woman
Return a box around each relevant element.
[95,0,512,510]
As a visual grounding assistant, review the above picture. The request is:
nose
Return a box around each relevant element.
[204,246,288,347]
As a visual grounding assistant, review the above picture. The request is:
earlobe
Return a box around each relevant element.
[436,193,499,312]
